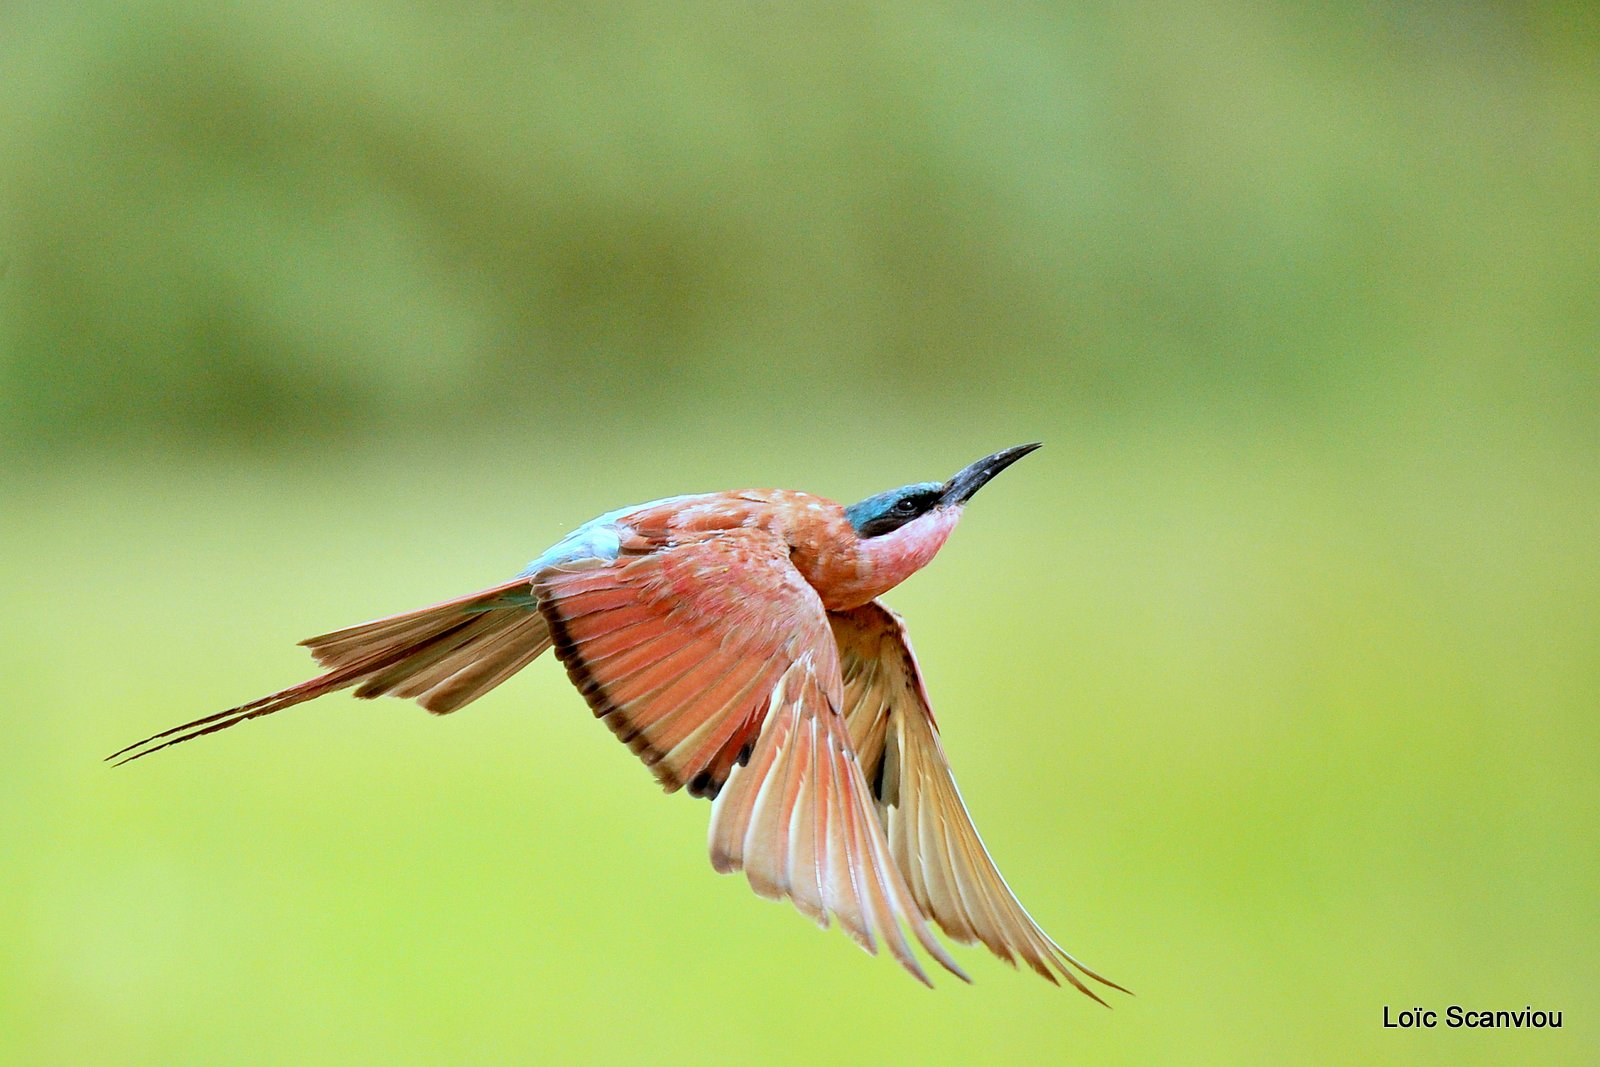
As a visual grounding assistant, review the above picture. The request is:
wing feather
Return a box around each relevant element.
[532,530,807,797]
[830,601,1128,1001]
[708,653,969,987]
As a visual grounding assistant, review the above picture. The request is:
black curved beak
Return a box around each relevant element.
[940,442,1042,506]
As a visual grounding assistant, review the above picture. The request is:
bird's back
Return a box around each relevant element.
[531,489,864,595]
[587,489,958,611]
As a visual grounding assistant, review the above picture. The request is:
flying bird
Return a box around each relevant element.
[111,443,1125,999]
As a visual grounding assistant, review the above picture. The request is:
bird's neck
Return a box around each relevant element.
[813,507,962,611]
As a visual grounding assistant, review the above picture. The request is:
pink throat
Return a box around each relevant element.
[827,506,962,610]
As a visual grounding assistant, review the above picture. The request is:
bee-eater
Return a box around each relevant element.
[112,443,1125,1000]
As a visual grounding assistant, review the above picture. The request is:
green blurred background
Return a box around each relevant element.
[3,3,1596,1064]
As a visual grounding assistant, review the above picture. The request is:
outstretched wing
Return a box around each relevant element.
[536,529,967,985]
[531,528,816,798]
[829,601,1128,1002]
[707,651,968,987]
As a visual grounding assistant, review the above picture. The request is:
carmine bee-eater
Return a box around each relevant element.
[112,443,1125,999]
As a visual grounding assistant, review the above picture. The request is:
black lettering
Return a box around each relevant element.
[1444,1004,1561,1029]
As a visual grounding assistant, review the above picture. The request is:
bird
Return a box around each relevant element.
[110,443,1125,1000]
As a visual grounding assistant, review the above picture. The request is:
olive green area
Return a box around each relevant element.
[2,4,1595,1064]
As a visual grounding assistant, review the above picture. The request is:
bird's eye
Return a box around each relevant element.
[893,498,918,514]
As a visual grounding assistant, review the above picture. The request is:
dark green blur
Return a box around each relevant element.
[3,4,1595,1064]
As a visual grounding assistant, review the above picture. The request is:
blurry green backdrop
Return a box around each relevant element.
[3,3,1596,1064]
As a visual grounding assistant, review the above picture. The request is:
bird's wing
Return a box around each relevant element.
[531,528,816,798]
[707,650,969,987]
[536,528,967,985]
[829,601,1128,1002]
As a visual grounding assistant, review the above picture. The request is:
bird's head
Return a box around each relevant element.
[824,443,1042,608]
[845,442,1042,538]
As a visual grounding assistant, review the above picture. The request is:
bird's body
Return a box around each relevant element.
[113,445,1125,1000]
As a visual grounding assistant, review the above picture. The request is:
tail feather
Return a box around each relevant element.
[360,610,552,711]
[417,616,551,713]
[106,655,405,766]
[301,579,537,671]
[351,611,510,700]
[110,578,549,766]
